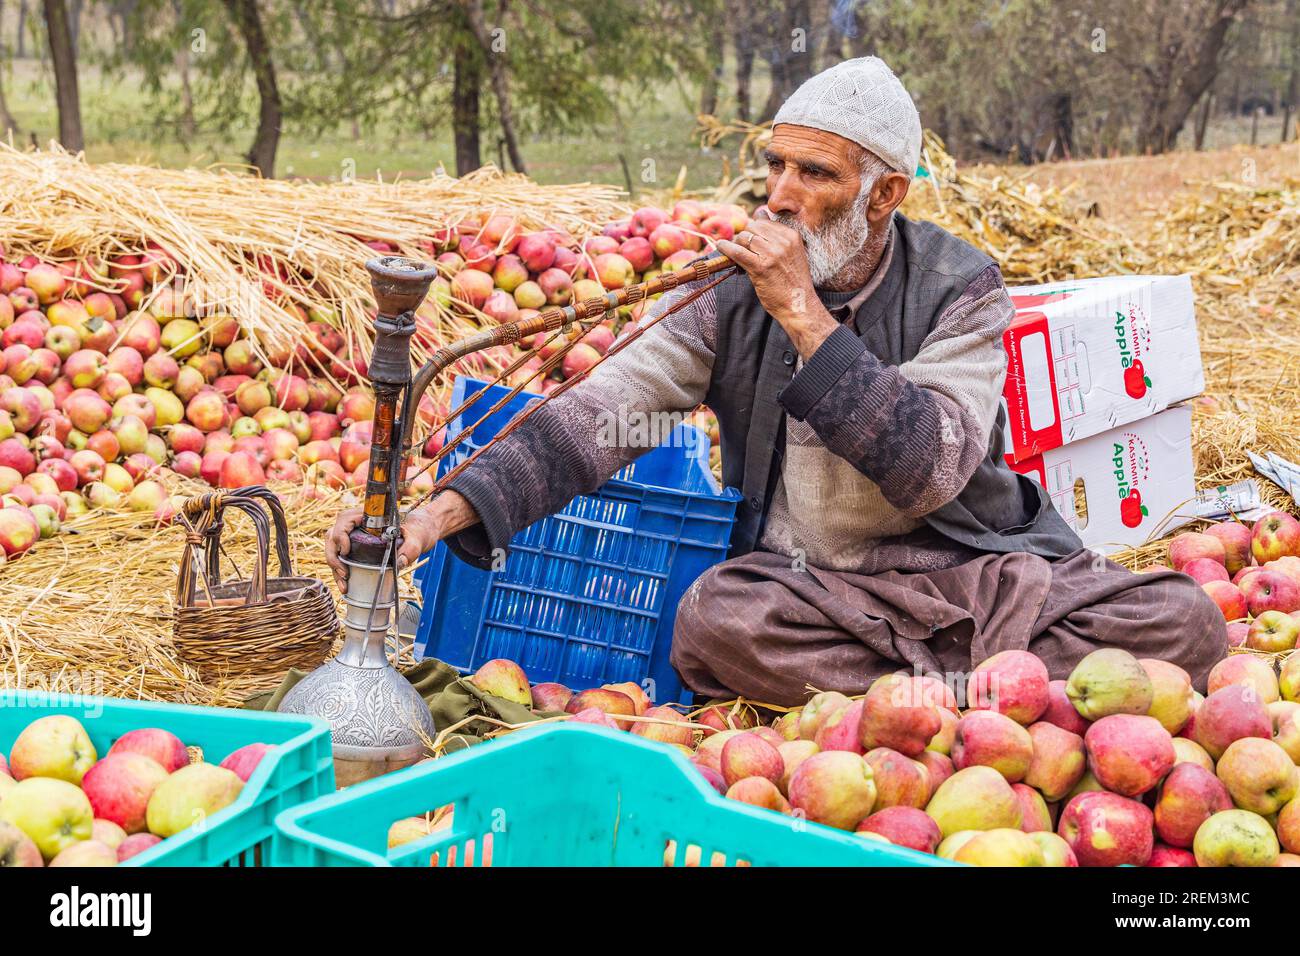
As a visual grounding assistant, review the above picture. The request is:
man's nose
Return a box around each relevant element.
[766,169,801,217]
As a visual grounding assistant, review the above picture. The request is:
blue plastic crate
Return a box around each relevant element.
[414,377,741,704]
[274,722,951,866]
[0,690,333,866]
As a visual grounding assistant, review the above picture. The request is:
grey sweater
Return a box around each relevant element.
[445,214,1082,573]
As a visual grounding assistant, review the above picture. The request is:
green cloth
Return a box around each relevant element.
[244,658,546,751]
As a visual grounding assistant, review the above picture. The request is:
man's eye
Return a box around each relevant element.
[767,160,782,172]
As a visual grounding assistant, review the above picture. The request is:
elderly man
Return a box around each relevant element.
[327,57,1224,705]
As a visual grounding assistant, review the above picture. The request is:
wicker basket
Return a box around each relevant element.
[173,486,338,676]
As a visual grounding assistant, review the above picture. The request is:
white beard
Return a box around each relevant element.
[774,176,885,287]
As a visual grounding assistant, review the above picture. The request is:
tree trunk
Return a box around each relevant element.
[42,0,82,151]
[222,0,281,177]
[733,0,753,122]
[172,0,195,140]
[67,0,79,52]
[16,0,25,57]
[1194,92,1213,150]
[760,0,813,122]
[462,0,524,174]
[452,41,481,175]
[0,0,18,134]
[699,20,724,116]
[1050,92,1074,160]
[1284,0,1299,143]
[1137,0,1249,154]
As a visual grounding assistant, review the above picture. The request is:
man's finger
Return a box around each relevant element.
[715,238,761,270]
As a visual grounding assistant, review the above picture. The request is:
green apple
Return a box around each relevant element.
[8,714,97,784]
[1193,809,1279,867]
[145,763,243,838]
[0,777,94,860]
[925,765,1022,837]
[1065,649,1153,721]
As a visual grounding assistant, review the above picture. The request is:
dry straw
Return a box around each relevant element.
[3,133,1300,703]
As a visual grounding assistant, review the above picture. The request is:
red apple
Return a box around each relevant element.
[1058,791,1154,867]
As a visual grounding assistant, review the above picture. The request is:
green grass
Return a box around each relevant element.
[3,58,753,193]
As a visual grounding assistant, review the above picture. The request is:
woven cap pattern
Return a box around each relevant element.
[773,57,922,177]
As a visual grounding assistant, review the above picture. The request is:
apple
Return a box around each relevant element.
[786,750,877,831]
[1202,581,1248,621]
[145,762,244,838]
[949,827,1045,866]
[1241,569,1300,616]
[1252,511,1300,564]
[1169,531,1226,571]
[917,751,954,802]
[951,710,1033,782]
[116,832,163,862]
[1148,844,1198,867]
[1172,737,1216,771]
[1135,658,1195,736]
[1278,797,1300,854]
[469,658,531,706]
[1011,782,1052,832]
[771,711,801,741]
[966,649,1049,725]
[0,820,43,867]
[526,682,572,714]
[0,777,94,860]
[924,765,1022,837]
[80,752,170,834]
[1030,831,1078,867]
[1282,652,1300,702]
[1215,737,1298,815]
[92,818,128,850]
[859,674,942,757]
[8,714,97,784]
[926,707,958,755]
[776,739,819,795]
[1040,679,1091,735]
[564,688,635,730]
[109,727,189,772]
[814,698,865,754]
[1246,610,1299,652]
[1271,701,1300,762]
[1181,557,1230,585]
[855,806,941,854]
[601,681,651,717]
[1023,721,1086,801]
[218,742,274,782]
[1193,809,1279,867]
[1057,791,1154,867]
[1194,685,1272,760]
[725,776,791,814]
[797,691,851,740]
[1208,654,1279,704]
[1205,521,1254,575]
[1153,763,1232,847]
[1085,714,1175,797]
[863,747,929,810]
[49,839,118,867]
[1065,648,1154,720]
[720,732,783,788]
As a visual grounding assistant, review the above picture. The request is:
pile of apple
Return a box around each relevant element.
[0,247,388,563]
[0,713,273,866]
[1167,512,1300,651]
[470,645,1300,867]
[0,202,740,565]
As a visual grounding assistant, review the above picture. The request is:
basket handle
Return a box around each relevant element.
[176,491,273,609]
[232,485,294,578]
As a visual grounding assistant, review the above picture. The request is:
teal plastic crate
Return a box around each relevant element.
[274,723,951,867]
[0,690,333,866]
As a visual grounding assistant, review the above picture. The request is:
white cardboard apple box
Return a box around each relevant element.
[1001,275,1203,464]
[1007,404,1196,554]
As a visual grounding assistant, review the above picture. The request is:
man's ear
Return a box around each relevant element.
[868,171,911,225]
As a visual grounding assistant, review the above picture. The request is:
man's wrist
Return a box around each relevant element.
[774,293,838,360]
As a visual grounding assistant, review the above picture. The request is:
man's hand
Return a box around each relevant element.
[715,218,837,358]
[324,491,478,590]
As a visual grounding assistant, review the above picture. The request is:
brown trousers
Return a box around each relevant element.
[670,549,1226,706]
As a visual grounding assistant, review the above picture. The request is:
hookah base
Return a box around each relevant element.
[276,657,436,788]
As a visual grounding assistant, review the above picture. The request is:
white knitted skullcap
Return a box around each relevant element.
[773,57,922,177]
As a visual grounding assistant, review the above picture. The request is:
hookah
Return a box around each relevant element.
[279,252,736,784]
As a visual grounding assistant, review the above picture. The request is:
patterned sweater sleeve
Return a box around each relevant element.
[443,279,719,567]
[777,263,1012,518]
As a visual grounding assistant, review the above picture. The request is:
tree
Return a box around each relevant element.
[42,0,82,150]
[220,0,282,175]
[0,1,21,134]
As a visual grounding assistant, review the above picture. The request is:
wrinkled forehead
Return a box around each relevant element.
[767,124,872,175]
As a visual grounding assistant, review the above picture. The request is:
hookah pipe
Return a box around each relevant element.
[279,249,737,784]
